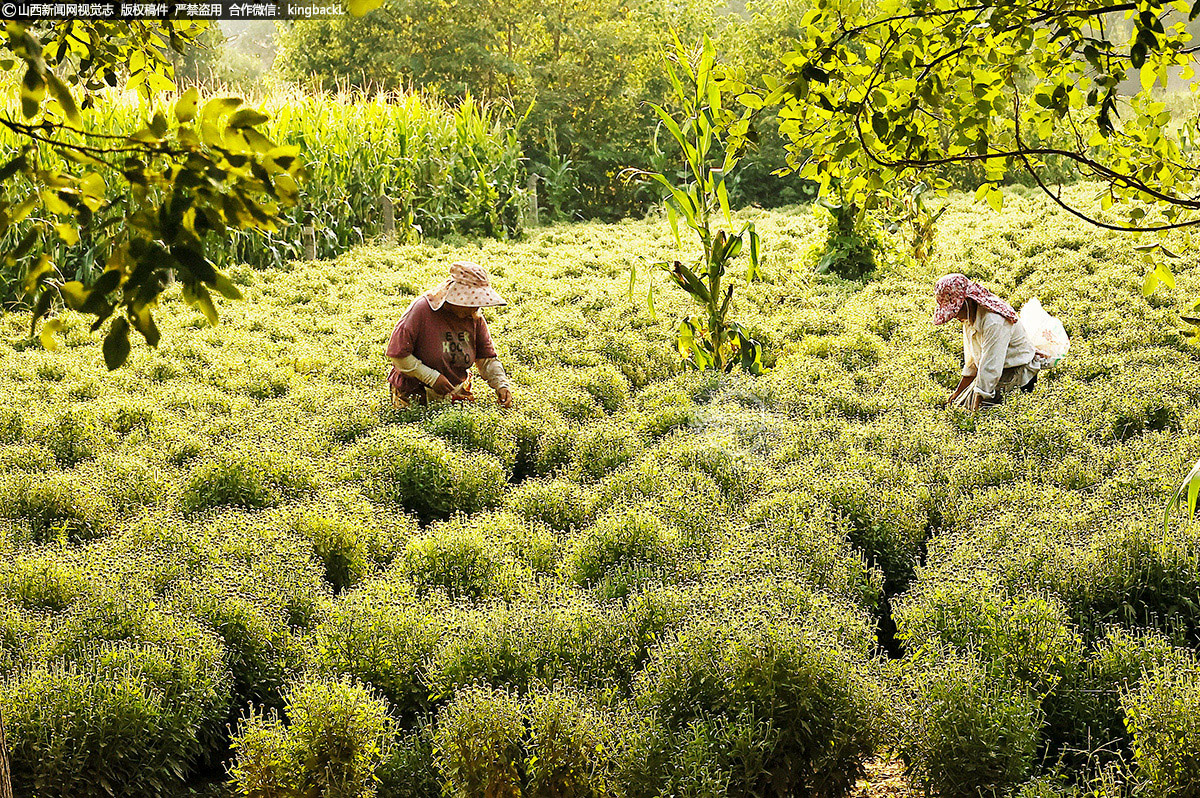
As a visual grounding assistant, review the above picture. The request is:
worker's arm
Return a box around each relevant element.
[390,354,454,395]
[475,357,511,391]
[972,311,1014,398]
[476,357,513,407]
[947,374,974,406]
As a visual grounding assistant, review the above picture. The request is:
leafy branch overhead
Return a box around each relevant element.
[629,35,764,374]
[1,21,309,369]
[748,0,1200,242]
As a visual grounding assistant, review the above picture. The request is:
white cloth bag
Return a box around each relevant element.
[1018,297,1069,367]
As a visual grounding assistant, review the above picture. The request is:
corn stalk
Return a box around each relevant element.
[630,35,763,374]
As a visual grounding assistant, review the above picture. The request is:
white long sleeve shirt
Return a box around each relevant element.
[962,307,1036,397]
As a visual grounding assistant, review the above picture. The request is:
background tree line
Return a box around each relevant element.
[183,0,821,220]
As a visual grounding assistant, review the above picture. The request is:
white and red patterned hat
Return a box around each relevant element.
[933,273,1017,325]
[425,261,507,310]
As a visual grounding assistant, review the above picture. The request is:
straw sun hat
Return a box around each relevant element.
[425,261,507,311]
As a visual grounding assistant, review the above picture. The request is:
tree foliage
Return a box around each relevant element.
[275,0,732,219]
[751,0,1200,241]
[1,21,305,368]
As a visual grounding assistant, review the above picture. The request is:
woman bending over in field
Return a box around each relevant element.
[934,273,1046,411]
[386,261,514,409]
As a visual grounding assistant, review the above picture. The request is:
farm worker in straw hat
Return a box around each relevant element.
[934,273,1044,411]
[386,261,514,408]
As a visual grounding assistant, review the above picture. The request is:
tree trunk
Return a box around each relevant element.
[0,708,13,798]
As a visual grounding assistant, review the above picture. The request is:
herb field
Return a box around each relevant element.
[2,187,1200,798]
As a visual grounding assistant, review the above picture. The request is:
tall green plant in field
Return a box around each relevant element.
[633,35,763,374]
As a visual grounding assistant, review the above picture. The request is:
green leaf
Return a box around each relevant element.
[175,87,200,123]
[59,281,87,310]
[44,70,80,126]
[649,104,693,163]
[211,269,244,301]
[1165,457,1200,532]
[20,65,45,120]
[182,281,219,326]
[1155,262,1176,290]
[986,187,1003,213]
[1142,270,1160,296]
[666,202,682,250]
[103,316,131,370]
[717,177,732,228]
[228,108,270,129]
[199,97,241,146]
[872,112,888,139]
[39,317,64,352]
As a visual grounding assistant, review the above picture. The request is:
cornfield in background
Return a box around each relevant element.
[0,88,524,302]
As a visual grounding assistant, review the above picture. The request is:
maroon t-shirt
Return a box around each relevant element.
[386,297,498,395]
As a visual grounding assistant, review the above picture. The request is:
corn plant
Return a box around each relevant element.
[632,35,763,374]
[0,88,524,304]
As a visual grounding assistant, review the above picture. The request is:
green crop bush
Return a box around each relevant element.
[505,477,597,533]
[570,423,644,482]
[1068,526,1200,644]
[0,442,55,472]
[598,459,729,547]
[344,427,506,522]
[1123,664,1200,798]
[81,455,170,513]
[99,399,156,436]
[805,462,928,593]
[522,689,620,798]
[1043,628,1187,769]
[426,591,651,697]
[291,512,373,592]
[0,603,34,672]
[312,579,449,721]
[634,610,880,797]
[572,365,631,414]
[179,451,317,514]
[401,523,523,601]
[534,427,577,476]
[0,553,90,612]
[170,579,305,713]
[376,722,440,798]
[426,405,519,475]
[319,398,382,444]
[898,651,1041,798]
[895,581,1086,700]
[4,639,232,798]
[0,471,114,544]
[38,409,112,467]
[658,435,757,502]
[564,509,685,600]
[434,685,526,798]
[0,406,24,443]
[495,410,557,482]
[715,499,885,612]
[208,523,334,631]
[638,404,698,439]
[230,677,397,798]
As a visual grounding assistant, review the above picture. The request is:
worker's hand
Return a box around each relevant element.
[966,392,981,412]
[496,386,514,409]
[432,374,456,396]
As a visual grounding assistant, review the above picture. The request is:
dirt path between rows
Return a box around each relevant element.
[851,756,918,798]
